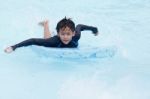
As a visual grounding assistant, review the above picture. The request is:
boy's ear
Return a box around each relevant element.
[57,32,60,36]
[73,31,75,36]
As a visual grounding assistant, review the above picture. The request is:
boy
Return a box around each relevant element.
[4,17,98,53]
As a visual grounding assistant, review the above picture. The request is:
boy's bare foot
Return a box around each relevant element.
[4,46,13,53]
[38,20,49,26]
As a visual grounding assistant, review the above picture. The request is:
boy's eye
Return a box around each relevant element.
[61,32,70,35]
[62,33,67,35]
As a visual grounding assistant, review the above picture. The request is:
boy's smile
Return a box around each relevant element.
[58,27,75,44]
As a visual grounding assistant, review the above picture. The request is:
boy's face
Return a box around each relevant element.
[58,27,75,44]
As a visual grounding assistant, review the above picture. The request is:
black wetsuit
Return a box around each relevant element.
[11,24,98,50]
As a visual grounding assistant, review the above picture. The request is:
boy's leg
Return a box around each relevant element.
[39,20,52,39]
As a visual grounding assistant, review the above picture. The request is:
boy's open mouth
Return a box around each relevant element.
[63,40,69,42]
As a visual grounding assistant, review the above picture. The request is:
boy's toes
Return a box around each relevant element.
[38,22,44,26]
[38,20,49,26]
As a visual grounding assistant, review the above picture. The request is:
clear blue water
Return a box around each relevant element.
[0,0,150,99]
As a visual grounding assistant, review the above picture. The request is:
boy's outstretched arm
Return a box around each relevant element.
[4,38,53,53]
[75,24,99,36]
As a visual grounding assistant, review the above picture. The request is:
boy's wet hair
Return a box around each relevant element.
[56,17,75,33]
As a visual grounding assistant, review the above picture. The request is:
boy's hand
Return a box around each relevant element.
[92,28,99,36]
[94,32,99,36]
[38,20,49,26]
[4,46,13,53]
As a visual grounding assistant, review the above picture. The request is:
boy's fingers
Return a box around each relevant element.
[94,32,99,36]
[4,49,7,52]
[4,47,13,53]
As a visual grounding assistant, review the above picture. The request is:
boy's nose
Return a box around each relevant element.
[64,35,68,38]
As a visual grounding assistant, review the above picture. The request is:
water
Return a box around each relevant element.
[0,0,150,99]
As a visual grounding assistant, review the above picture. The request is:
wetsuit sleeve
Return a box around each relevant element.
[11,36,60,50]
[74,24,98,41]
